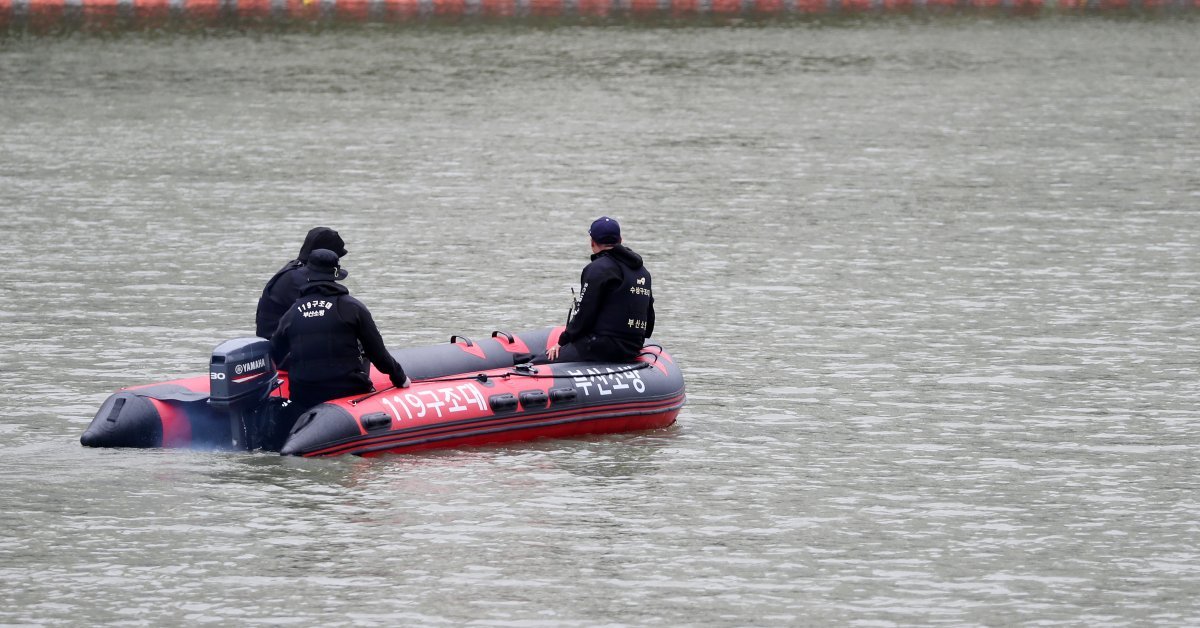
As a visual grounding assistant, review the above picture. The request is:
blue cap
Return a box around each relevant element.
[588,216,621,245]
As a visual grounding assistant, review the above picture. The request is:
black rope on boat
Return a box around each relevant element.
[416,372,513,385]
[507,361,653,379]
[349,385,396,406]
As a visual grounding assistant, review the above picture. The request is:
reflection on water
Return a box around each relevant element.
[2,20,1200,626]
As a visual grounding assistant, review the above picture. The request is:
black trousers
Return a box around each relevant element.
[288,379,372,412]
[255,378,372,451]
[542,334,642,363]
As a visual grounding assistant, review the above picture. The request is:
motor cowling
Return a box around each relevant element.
[210,338,277,408]
[209,337,279,449]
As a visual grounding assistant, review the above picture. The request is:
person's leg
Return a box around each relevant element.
[553,341,590,362]
[583,335,640,362]
[533,336,641,364]
[567,335,643,362]
[532,339,588,364]
[254,397,293,452]
[288,380,371,412]
[535,335,615,363]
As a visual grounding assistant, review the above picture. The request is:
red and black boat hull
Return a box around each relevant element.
[81,327,685,456]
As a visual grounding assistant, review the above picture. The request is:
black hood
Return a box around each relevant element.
[300,279,351,298]
[297,227,348,262]
[593,244,643,270]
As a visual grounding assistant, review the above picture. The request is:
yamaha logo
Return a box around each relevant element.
[234,358,267,375]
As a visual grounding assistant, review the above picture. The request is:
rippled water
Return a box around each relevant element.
[2,20,1199,626]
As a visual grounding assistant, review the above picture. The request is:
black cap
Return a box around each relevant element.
[306,249,349,281]
[588,216,621,245]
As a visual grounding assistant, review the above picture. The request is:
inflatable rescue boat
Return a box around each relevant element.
[80,327,684,457]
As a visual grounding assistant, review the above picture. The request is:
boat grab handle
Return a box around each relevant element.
[450,335,474,347]
[491,330,514,344]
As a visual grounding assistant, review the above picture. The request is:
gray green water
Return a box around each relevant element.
[2,20,1199,626]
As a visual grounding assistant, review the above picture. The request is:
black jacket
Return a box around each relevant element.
[559,245,655,351]
[255,227,347,338]
[269,280,406,389]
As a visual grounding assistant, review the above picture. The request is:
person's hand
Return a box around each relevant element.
[547,344,561,361]
[392,374,411,389]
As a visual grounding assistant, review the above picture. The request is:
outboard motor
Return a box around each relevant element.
[209,338,280,450]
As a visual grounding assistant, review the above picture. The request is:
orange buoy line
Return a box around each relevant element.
[1,0,1196,31]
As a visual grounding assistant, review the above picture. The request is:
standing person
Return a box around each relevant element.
[546,216,655,363]
[255,226,349,339]
[269,249,410,412]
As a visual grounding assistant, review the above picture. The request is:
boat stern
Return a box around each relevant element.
[81,392,164,449]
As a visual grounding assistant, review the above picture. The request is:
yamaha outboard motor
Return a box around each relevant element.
[209,338,281,450]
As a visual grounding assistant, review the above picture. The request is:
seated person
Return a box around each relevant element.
[269,249,410,412]
[547,216,655,363]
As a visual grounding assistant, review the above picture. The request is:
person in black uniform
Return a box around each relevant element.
[255,226,348,339]
[546,216,655,363]
[269,249,410,412]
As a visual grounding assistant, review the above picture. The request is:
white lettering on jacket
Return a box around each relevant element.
[298,300,333,318]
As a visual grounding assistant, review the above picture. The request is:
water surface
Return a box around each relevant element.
[2,21,1199,626]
